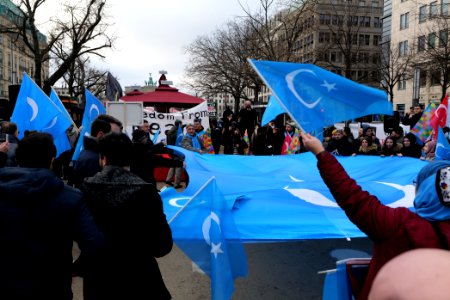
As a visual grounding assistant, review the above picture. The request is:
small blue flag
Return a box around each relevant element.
[175,124,184,146]
[48,89,72,157]
[436,127,450,161]
[72,89,106,161]
[11,74,61,139]
[152,128,160,144]
[248,60,393,133]
[261,95,285,126]
[11,74,71,157]
[169,177,247,300]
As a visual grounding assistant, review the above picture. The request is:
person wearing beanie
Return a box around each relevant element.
[301,132,450,300]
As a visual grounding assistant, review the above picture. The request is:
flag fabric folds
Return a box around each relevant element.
[248,60,393,133]
[436,127,450,161]
[261,95,285,126]
[105,72,123,101]
[72,89,106,161]
[175,125,184,146]
[411,103,437,143]
[48,89,73,157]
[169,177,247,300]
[10,73,71,157]
[430,94,448,139]
[161,148,427,241]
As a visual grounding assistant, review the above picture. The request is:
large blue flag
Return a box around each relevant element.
[47,89,72,157]
[169,177,247,300]
[248,60,393,133]
[162,148,427,241]
[72,89,105,161]
[436,127,450,161]
[261,95,285,126]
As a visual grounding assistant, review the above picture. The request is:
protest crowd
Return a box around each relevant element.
[2,67,450,300]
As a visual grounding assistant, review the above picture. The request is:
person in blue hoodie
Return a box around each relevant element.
[0,132,103,300]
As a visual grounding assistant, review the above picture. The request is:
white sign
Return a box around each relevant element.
[106,101,143,126]
[143,101,210,142]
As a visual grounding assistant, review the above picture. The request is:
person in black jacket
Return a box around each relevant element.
[72,114,122,188]
[81,132,173,300]
[0,132,103,300]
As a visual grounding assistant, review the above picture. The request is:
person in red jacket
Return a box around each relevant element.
[301,132,450,300]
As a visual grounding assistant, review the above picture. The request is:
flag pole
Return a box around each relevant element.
[168,176,216,225]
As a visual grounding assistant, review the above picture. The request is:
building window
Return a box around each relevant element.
[440,30,448,47]
[443,0,449,15]
[372,0,379,6]
[419,70,427,87]
[374,17,381,28]
[400,13,409,29]
[431,70,441,85]
[429,32,437,48]
[430,1,438,16]
[359,52,369,63]
[419,5,427,22]
[359,0,366,6]
[418,35,426,52]
[398,75,407,90]
[399,40,409,56]
[373,35,381,46]
[364,16,371,27]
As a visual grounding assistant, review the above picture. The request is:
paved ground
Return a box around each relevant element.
[72,181,373,299]
[73,236,372,299]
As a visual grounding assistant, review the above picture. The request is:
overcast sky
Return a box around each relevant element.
[36,0,263,92]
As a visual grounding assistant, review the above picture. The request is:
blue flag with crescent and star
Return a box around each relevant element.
[11,74,71,157]
[162,148,427,241]
[11,73,61,139]
[248,60,393,133]
[261,95,285,126]
[72,89,106,161]
[169,177,247,300]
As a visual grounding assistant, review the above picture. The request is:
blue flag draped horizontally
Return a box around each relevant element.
[261,95,285,126]
[436,127,450,161]
[162,148,427,241]
[248,60,393,133]
[168,177,247,300]
[72,89,106,161]
[10,74,71,157]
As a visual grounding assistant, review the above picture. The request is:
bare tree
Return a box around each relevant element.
[1,0,113,93]
[377,44,413,102]
[185,19,253,113]
[59,56,107,99]
[414,14,450,100]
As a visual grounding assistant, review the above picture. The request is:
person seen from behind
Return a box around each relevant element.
[80,132,173,299]
[0,132,103,300]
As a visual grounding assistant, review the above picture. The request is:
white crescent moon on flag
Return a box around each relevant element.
[43,116,58,130]
[285,69,321,109]
[285,182,415,208]
[202,212,221,246]
[89,104,100,120]
[26,97,39,122]
[168,197,189,208]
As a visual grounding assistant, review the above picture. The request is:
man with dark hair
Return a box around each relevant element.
[238,100,257,139]
[80,132,173,299]
[0,132,103,299]
[72,114,122,188]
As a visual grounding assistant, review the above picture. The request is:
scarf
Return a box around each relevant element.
[186,133,201,150]
[414,160,450,221]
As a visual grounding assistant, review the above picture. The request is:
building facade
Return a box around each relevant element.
[0,0,48,101]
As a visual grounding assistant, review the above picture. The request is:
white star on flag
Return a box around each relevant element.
[211,242,224,258]
[321,80,336,92]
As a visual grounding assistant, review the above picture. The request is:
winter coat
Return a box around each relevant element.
[0,167,103,300]
[73,135,101,188]
[317,151,450,300]
[81,166,173,300]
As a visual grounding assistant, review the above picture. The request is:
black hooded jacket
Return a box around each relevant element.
[0,167,103,300]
